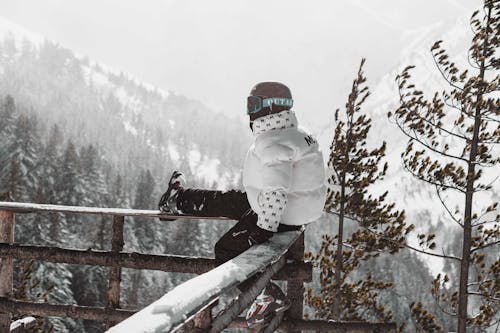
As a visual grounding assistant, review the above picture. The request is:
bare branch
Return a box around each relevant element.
[403,242,462,261]
[467,49,481,69]
[468,279,494,287]
[409,126,469,162]
[431,52,465,91]
[473,219,499,227]
[401,161,465,193]
[436,186,464,228]
[357,225,462,262]
[471,239,500,253]
[434,295,458,317]
[482,115,500,123]
[443,96,468,115]
[394,116,469,163]
[467,292,500,303]
[411,102,470,141]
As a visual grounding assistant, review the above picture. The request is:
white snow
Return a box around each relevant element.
[84,59,170,100]
[196,157,221,187]
[188,148,201,172]
[167,142,180,162]
[114,86,143,114]
[0,201,228,220]
[187,147,234,188]
[123,120,138,136]
[0,17,44,46]
[10,316,36,332]
[106,231,302,333]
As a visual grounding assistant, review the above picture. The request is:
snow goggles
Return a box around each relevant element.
[247,96,293,114]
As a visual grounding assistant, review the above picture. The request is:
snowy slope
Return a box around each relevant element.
[0,16,251,190]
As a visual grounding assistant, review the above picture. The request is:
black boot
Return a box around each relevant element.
[158,171,185,220]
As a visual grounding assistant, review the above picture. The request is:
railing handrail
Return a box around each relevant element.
[0,201,230,220]
[106,230,303,333]
[0,201,398,333]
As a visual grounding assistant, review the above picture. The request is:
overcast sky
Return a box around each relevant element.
[0,0,480,129]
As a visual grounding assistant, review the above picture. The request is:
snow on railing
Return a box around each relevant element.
[0,200,397,333]
[0,201,229,220]
[106,231,302,333]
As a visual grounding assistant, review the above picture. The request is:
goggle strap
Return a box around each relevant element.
[262,97,293,108]
[247,96,293,114]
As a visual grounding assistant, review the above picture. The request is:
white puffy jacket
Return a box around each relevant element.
[243,110,326,229]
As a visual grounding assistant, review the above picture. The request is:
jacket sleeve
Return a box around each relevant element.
[255,143,295,232]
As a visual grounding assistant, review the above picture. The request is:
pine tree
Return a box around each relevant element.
[2,112,41,201]
[37,124,64,205]
[389,1,499,331]
[0,96,17,193]
[0,95,15,135]
[131,169,157,252]
[57,141,83,206]
[80,144,108,208]
[306,59,410,322]
[70,145,110,332]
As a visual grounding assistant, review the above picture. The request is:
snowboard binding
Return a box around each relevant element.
[246,282,291,330]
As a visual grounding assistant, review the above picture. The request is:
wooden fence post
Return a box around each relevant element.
[106,215,124,328]
[192,306,212,332]
[286,233,305,333]
[0,204,14,333]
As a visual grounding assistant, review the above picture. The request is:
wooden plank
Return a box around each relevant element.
[0,298,135,322]
[106,216,125,329]
[0,202,229,220]
[286,280,304,320]
[261,311,285,333]
[192,306,212,332]
[0,244,311,281]
[0,243,214,274]
[106,231,302,333]
[107,216,125,308]
[273,261,311,282]
[0,209,14,333]
[230,318,398,332]
[209,253,287,332]
[286,233,305,333]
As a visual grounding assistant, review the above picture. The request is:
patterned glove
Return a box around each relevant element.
[257,189,288,232]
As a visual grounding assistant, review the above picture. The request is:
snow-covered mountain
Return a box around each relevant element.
[0,17,251,190]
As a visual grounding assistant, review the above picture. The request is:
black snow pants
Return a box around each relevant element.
[175,188,300,291]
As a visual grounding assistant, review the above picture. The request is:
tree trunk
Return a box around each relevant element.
[333,175,346,320]
[457,5,491,333]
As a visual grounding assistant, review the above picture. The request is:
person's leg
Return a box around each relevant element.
[214,209,265,292]
[176,188,250,220]
[158,171,250,220]
[214,209,257,265]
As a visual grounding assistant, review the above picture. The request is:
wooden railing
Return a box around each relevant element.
[0,200,397,332]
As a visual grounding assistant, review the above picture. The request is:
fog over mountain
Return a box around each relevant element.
[0,0,481,132]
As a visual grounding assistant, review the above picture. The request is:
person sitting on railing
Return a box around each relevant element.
[158,81,326,328]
